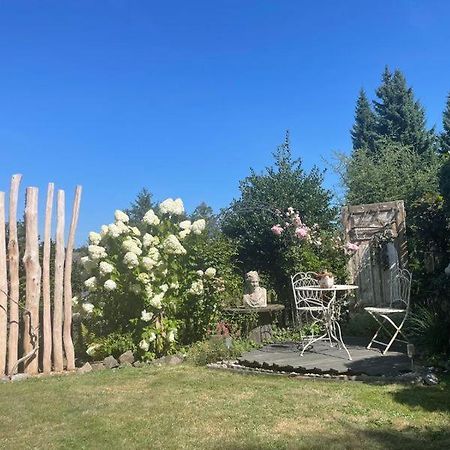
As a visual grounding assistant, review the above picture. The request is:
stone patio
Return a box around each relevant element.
[239,337,412,377]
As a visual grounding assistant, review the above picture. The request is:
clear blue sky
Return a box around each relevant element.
[1,1,449,244]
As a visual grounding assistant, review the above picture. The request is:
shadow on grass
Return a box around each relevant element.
[212,425,450,450]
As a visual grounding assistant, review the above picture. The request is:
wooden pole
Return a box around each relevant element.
[0,193,7,376]
[23,187,41,375]
[63,186,82,371]
[53,190,65,372]
[42,183,54,374]
[7,174,22,375]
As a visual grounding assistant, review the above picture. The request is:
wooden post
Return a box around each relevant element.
[0,193,7,376]
[23,187,41,375]
[42,183,54,374]
[53,190,65,372]
[7,174,22,375]
[63,186,82,371]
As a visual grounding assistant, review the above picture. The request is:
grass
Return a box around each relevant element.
[0,365,449,449]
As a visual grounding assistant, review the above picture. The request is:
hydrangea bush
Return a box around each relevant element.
[80,198,231,360]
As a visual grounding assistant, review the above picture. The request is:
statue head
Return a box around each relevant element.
[245,271,260,291]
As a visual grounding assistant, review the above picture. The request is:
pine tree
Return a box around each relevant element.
[351,89,376,151]
[125,188,154,224]
[373,67,435,154]
[441,92,450,154]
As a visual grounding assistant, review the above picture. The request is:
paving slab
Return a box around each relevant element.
[238,338,411,376]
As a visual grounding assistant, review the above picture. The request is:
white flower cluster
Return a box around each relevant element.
[191,219,206,235]
[99,261,114,276]
[89,231,102,245]
[104,279,117,291]
[115,210,129,223]
[88,245,107,261]
[141,309,153,322]
[162,235,186,255]
[143,209,160,226]
[84,276,97,291]
[124,252,139,269]
[143,233,159,248]
[159,198,184,216]
[189,279,204,295]
[149,292,164,309]
[122,237,142,255]
[205,267,216,278]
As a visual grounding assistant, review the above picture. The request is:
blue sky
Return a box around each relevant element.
[1,1,449,244]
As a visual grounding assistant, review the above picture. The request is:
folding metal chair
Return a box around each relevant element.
[365,268,412,354]
[291,272,329,356]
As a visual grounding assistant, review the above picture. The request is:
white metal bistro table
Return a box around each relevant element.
[294,284,358,360]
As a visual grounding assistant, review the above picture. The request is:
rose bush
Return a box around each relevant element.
[80,198,235,360]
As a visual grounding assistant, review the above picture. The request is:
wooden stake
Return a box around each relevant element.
[23,187,41,375]
[7,174,22,375]
[0,193,7,376]
[63,186,82,371]
[42,183,54,374]
[53,190,65,372]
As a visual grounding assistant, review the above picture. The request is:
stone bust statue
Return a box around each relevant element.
[243,271,267,308]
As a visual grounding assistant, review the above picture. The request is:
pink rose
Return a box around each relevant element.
[295,226,308,239]
[271,224,284,236]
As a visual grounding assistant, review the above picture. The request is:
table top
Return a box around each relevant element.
[295,284,358,292]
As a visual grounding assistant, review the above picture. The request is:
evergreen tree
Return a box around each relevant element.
[373,67,435,154]
[125,188,154,224]
[351,89,376,151]
[441,92,450,154]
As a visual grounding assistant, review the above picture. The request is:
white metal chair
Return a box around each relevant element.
[291,272,329,356]
[365,268,412,355]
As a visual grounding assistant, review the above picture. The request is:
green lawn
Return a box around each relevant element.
[0,365,449,449]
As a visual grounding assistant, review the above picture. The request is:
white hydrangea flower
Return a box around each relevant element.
[196,270,204,277]
[148,332,156,343]
[123,252,139,269]
[89,231,102,245]
[170,281,179,290]
[189,280,204,295]
[116,221,129,235]
[84,276,97,291]
[191,219,206,235]
[149,292,164,309]
[108,223,121,238]
[159,198,184,216]
[99,261,114,276]
[137,272,151,285]
[144,284,154,298]
[115,209,129,223]
[72,296,79,306]
[147,247,160,261]
[122,238,142,256]
[139,340,150,351]
[100,224,109,237]
[143,209,160,226]
[205,267,217,278]
[162,235,186,255]
[143,233,158,248]
[160,284,169,293]
[88,245,107,261]
[179,220,192,230]
[179,229,191,240]
[141,309,153,322]
[104,279,117,291]
[82,302,95,313]
[130,226,141,236]
[167,329,176,343]
[142,256,157,271]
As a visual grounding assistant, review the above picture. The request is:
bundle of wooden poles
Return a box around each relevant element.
[0,174,82,377]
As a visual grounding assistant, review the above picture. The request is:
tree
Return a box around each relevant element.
[222,132,344,303]
[125,188,154,224]
[373,67,435,154]
[351,89,376,151]
[441,93,450,154]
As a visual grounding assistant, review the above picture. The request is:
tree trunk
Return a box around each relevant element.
[23,187,41,375]
[0,192,7,376]
[53,190,65,372]
[63,186,82,371]
[42,183,54,374]
[7,174,22,375]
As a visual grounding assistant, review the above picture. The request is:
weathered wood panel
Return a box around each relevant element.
[342,201,407,307]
